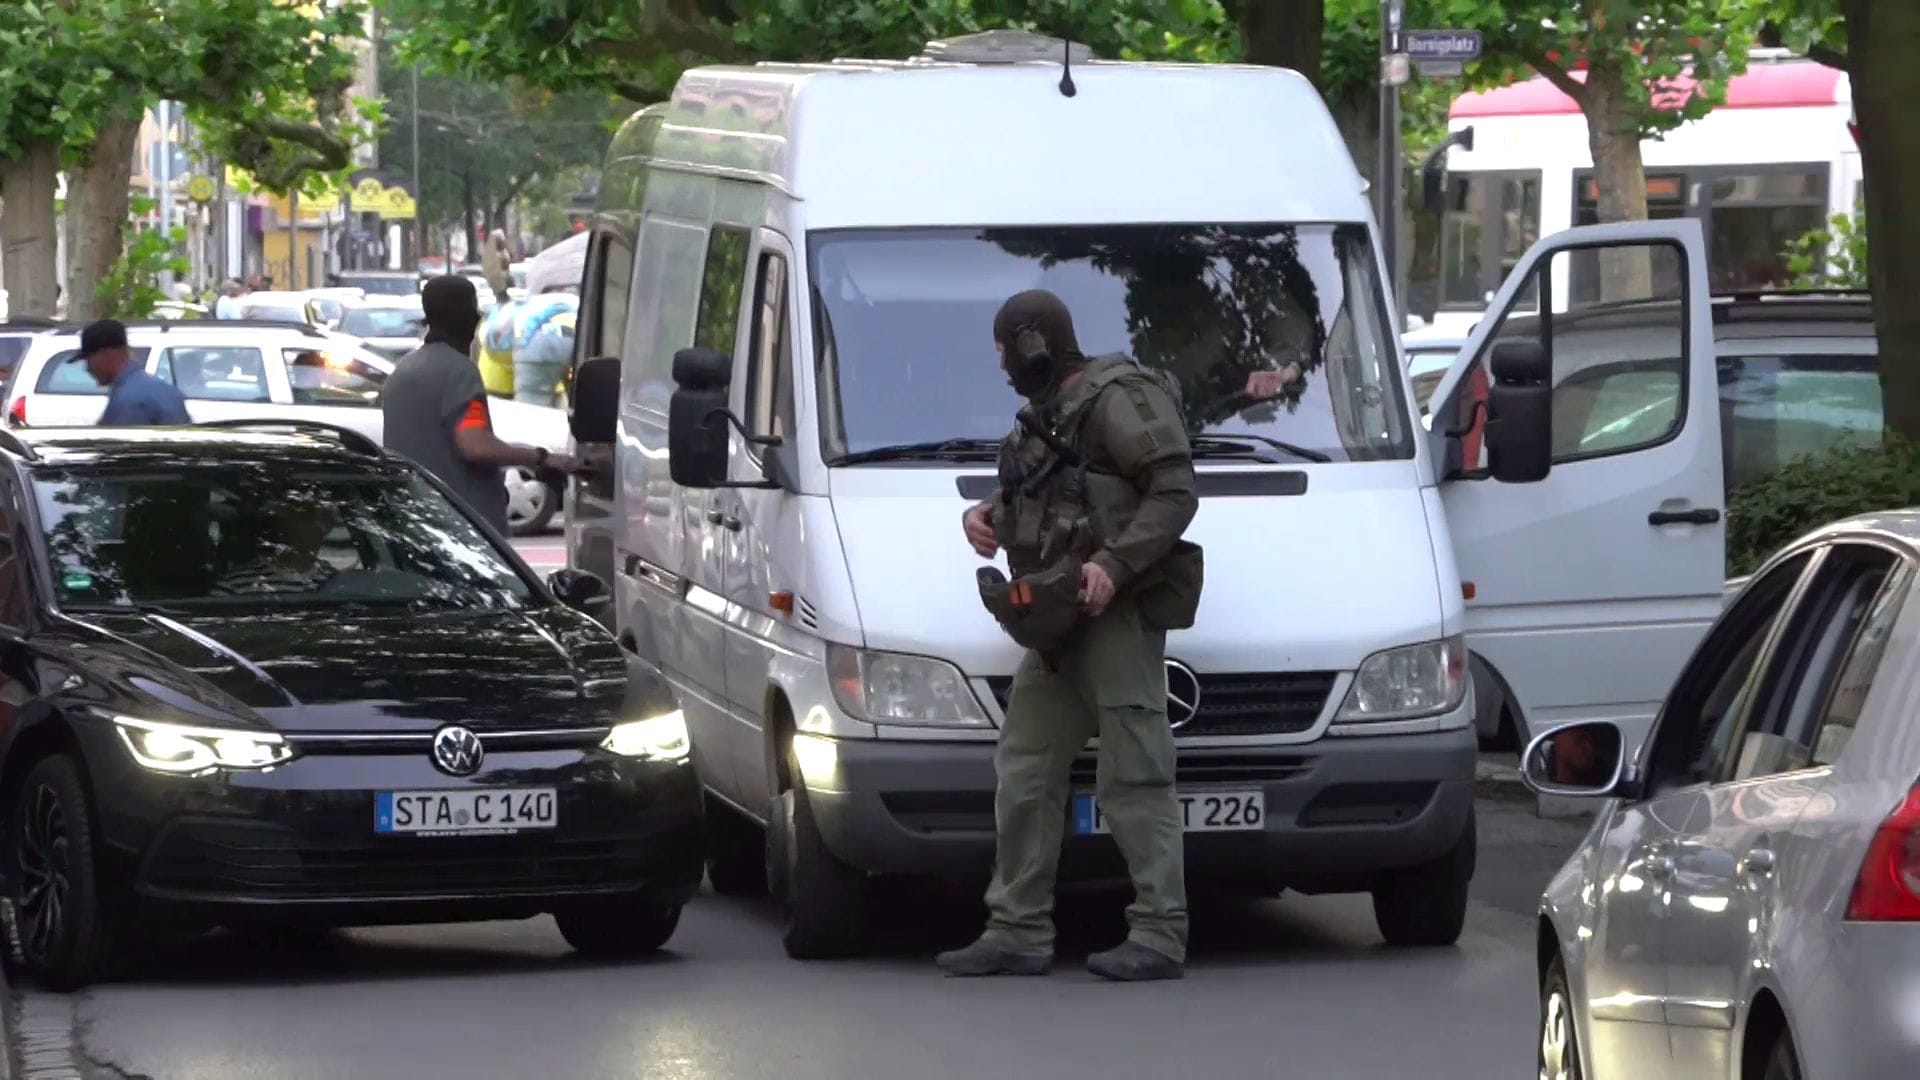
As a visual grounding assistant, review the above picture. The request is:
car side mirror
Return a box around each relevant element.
[1522,720,1629,798]
[547,568,612,618]
[1485,338,1553,484]
[570,356,619,444]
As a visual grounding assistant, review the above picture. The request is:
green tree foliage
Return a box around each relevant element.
[1728,438,1920,576]
[0,0,374,319]
[1431,0,1763,226]
[95,196,191,319]
[377,47,621,243]
[1783,202,1867,290]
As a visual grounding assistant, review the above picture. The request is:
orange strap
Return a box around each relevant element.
[456,397,490,432]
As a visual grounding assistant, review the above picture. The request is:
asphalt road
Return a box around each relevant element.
[10,796,1585,1080]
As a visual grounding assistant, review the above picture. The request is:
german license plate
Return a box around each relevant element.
[1072,790,1264,835]
[375,789,557,836]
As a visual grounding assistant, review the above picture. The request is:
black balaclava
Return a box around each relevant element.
[993,289,1085,399]
[422,274,483,353]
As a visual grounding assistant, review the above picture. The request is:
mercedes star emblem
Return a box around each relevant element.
[431,725,485,777]
[1164,660,1201,730]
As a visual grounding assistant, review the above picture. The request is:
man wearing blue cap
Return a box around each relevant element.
[81,319,190,425]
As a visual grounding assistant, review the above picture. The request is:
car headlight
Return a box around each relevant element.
[602,709,690,761]
[112,716,295,775]
[1336,636,1468,722]
[827,645,990,728]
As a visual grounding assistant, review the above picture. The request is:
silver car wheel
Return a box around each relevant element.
[1539,984,1576,1080]
[502,466,558,535]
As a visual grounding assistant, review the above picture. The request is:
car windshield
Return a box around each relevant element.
[810,223,1412,463]
[340,307,422,338]
[32,464,534,612]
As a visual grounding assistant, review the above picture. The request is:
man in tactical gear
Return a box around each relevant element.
[937,290,1201,982]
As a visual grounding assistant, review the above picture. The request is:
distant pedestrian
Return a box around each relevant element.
[80,319,190,426]
[214,279,248,319]
[381,276,570,534]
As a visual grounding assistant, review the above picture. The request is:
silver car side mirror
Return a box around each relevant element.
[1521,720,1628,798]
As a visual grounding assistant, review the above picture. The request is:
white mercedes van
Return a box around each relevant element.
[565,31,1730,958]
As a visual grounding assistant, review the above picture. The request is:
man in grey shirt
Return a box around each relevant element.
[382,276,570,534]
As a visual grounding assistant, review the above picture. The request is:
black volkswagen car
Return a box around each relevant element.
[0,424,703,989]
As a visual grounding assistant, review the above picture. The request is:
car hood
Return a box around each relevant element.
[69,605,625,732]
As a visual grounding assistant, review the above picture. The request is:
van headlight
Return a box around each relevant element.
[112,716,295,775]
[602,709,691,761]
[827,645,990,728]
[1336,636,1468,722]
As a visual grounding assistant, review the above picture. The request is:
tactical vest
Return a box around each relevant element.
[992,356,1184,577]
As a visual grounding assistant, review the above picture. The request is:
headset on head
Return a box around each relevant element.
[1012,324,1050,369]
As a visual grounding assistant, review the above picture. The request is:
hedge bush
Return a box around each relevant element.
[1727,438,1920,576]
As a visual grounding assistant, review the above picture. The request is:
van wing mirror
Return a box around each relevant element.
[1484,338,1552,484]
[669,348,732,488]
[570,356,620,443]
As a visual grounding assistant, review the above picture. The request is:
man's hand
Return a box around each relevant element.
[963,502,998,558]
[543,450,577,473]
[1243,364,1303,401]
[1079,560,1116,616]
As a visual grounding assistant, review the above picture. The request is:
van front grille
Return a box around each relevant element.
[984,670,1334,737]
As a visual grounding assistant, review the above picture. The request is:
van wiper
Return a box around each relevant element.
[1191,434,1331,464]
[832,439,1000,466]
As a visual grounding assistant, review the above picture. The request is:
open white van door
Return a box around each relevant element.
[1427,219,1724,749]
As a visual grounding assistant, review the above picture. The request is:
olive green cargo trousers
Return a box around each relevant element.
[981,600,1188,962]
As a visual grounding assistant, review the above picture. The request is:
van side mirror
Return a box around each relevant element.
[1484,338,1552,484]
[1522,720,1630,798]
[570,356,619,444]
[669,347,732,488]
[547,568,613,619]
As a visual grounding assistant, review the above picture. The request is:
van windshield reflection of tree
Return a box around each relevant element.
[34,464,532,613]
[810,224,1414,465]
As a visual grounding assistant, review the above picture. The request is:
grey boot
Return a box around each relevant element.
[935,939,1052,977]
[1087,941,1184,982]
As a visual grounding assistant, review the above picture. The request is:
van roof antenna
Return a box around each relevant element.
[1059,35,1078,97]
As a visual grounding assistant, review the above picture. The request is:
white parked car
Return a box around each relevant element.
[333,294,426,359]
[2,320,569,534]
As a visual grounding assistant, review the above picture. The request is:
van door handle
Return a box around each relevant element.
[1644,854,1676,879]
[720,514,742,532]
[705,508,725,525]
[1741,847,1776,875]
[1648,507,1721,526]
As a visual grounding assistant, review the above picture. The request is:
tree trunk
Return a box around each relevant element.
[1235,0,1324,88]
[1848,0,1920,443]
[0,141,62,318]
[1580,62,1653,302]
[64,117,141,323]
[1332,88,1381,183]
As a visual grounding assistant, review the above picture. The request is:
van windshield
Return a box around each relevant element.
[809,223,1413,464]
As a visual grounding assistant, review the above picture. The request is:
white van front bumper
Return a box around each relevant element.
[792,705,1477,887]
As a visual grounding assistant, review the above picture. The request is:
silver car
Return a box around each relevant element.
[1524,510,1920,1079]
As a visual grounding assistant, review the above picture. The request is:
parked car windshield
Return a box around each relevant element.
[339,307,423,339]
[31,464,533,612]
[809,223,1413,463]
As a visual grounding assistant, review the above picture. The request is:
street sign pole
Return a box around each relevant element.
[1378,0,1406,326]
[157,100,176,293]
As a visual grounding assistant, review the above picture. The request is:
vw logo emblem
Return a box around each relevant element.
[431,725,485,777]
[1164,660,1201,730]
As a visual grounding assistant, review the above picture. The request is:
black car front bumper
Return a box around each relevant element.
[81,730,704,925]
